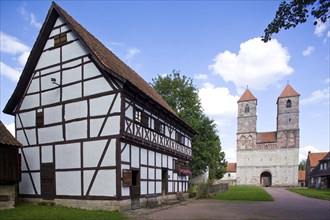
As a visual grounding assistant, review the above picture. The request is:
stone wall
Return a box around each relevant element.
[0,185,16,210]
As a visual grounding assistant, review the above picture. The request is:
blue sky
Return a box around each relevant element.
[1,1,329,162]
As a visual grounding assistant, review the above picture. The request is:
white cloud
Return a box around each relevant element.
[125,48,141,62]
[301,87,329,105]
[325,78,330,84]
[0,32,30,55]
[314,20,328,37]
[194,74,208,80]
[0,62,21,82]
[198,82,239,125]
[223,147,236,163]
[4,122,16,137]
[19,4,41,29]
[299,145,320,162]
[302,46,315,56]
[209,38,293,93]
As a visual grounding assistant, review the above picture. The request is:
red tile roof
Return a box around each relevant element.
[256,132,277,143]
[238,88,256,102]
[0,121,21,147]
[279,84,300,98]
[226,163,236,172]
[308,152,328,167]
[298,170,306,181]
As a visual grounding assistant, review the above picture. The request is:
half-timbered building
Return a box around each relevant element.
[3,2,196,210]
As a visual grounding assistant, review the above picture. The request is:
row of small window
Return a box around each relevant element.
[134,110,186,145]
[320,162,328,170]
[244,99,292,114]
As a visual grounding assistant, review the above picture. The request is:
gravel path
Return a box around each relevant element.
[128,188,330,220]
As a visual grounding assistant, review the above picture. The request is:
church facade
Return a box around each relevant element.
[236,84,300,187]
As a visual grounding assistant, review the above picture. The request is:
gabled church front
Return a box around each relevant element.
[3,2,196,210]
[236,84,300,187]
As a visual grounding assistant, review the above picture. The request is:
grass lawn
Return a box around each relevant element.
[0,202,127,220]
[287,188,330,200]
[211,186,273,201]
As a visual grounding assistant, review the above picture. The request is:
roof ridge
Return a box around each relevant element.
[238,88,257,102]
[279,83,300,98]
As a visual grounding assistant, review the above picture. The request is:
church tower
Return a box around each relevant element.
[237,88,257,150]
[277,83,300,132]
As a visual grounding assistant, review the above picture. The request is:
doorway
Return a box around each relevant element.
[41,163,55,200]
[131,169,140,210]
[162,169,168,195]
[260,171,272,187]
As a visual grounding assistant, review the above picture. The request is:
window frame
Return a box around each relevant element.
[54,33,67,47]
[286,99,292,108]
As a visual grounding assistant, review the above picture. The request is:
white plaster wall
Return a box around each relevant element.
[36,48,60,69]
[148,182,155,194]
[168,181,173,193]
[84,78,111,97]
[22,147,40,170]
[89,118,103,138]
[20,94,39,110]
[18,111,36,128]
[83,62,102,79]
[38,125,63,144]
[156,169,161,180]
[44,105,62,125]
[156,182,161,194]
[41,72,61,91]
[17,130,29,147]
[42,145,53,163]
[125,104,133,120]
[156,153,161,167]
[162,155,168,168]
[65,120,87,140]
[141,167,147,179]
[121,144,130,163]
[27,78,40,94]
[90,170,116,196]
[62,41,88,62]
[131,145,139,168]
[56,171,81,195]
[62,66,82,85]
[102,139,116,167]
[148,151,155,166]
[62,83,82,101]
[55,143,80,169]
[101,116,120,136]
[168,156,173,169]
[83,140,108,167]
[90,95,113,116]
[141,148,147,165]
[168,170,173,181]
[141,181,147,195]
[40,66,60,76]
[148,168,155,180]
[65,101,87,121]
[25,129,37,145]
[19,173,40,195]
[41,89,60,106]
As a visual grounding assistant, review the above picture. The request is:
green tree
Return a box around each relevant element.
[151,73,226,179]
[262,0,330,42]
[299,159,307,170]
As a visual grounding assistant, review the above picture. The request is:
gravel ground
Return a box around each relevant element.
[127,188,330,220]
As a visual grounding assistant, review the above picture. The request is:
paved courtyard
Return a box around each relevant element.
[129,188,330,219]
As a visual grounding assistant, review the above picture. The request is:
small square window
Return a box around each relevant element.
[176,132,185,145]
[54,33,67,47]
[134,110,148,127]
[154,120,165,134]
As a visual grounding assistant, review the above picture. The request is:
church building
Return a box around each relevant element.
[236,84,300,186]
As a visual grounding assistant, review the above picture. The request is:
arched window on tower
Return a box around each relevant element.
[286,99,292,108]
[245,104,250,113]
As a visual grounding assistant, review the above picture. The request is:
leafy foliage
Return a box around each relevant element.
[299,159,307,170]
[151,73,226,179]
[262,0,330,42]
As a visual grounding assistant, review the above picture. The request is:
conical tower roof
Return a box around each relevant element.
[238,88,257,102]
[279,84,300,98]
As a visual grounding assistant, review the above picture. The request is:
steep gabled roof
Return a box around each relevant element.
[279,84,300,98]
[0,121,22,147]
[298,170,305,181]
[238,88,256,102]
[309,151,330,177]
[307,152,328,167]
[226,163,236,172]
[3,3,196,134]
